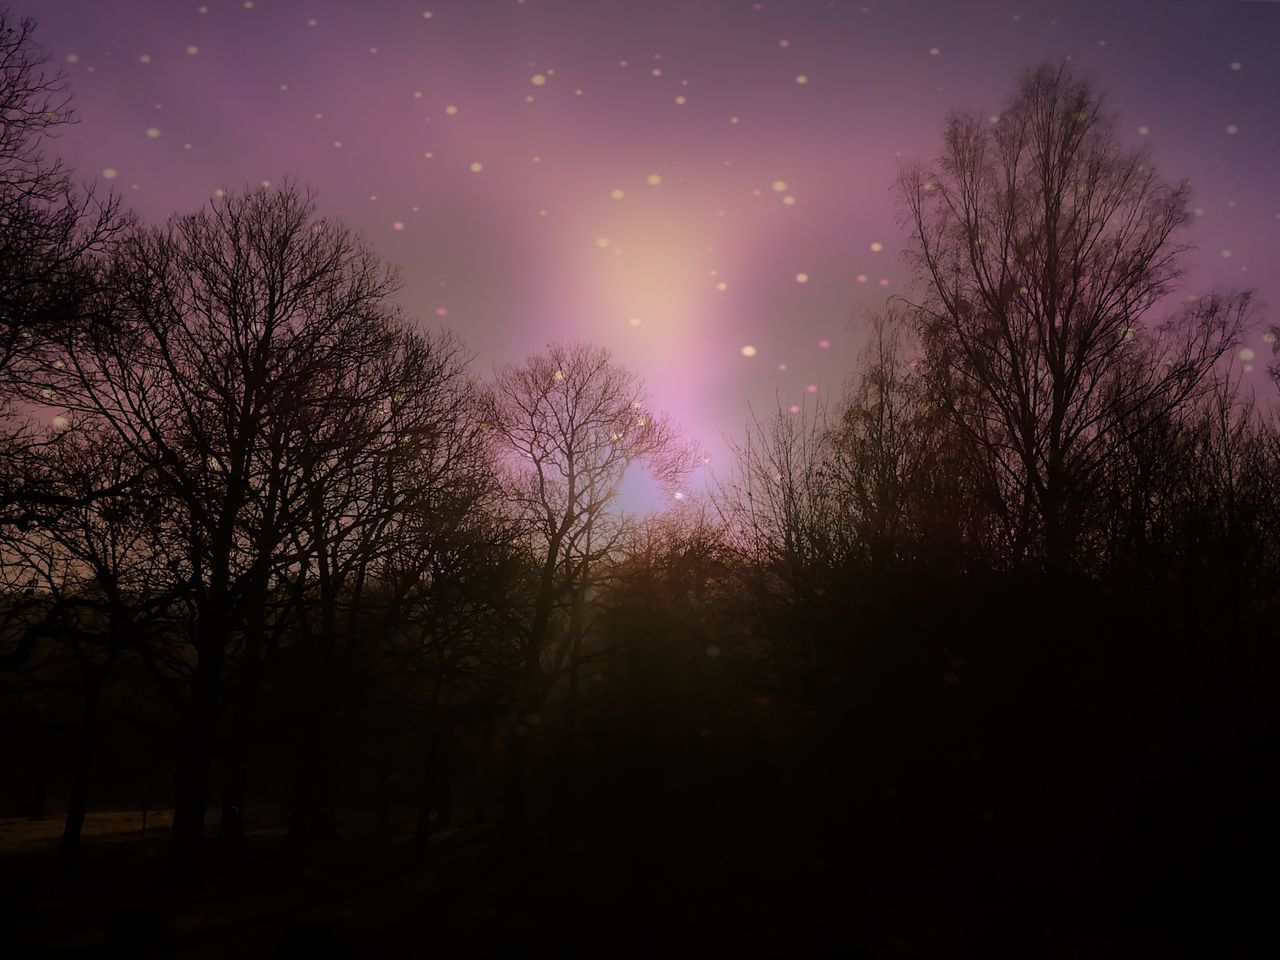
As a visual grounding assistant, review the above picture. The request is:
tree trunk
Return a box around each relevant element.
[217,618,262,863]
[414,673,444,862]
[59,679,104,866]
[168,609,226,882]
[376,761,392,851]
[550,587,585,849]
[502,714,529,852]
[283,595,339,876]
[437,723,454,830]
[503,546,560,850]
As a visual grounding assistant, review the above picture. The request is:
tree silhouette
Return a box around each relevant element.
[47,183,405,878]
[484,341,693,844]
[899,63,1251,575]
[0,7,126,538]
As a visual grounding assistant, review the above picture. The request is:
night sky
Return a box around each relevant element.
[15,0,1280,496]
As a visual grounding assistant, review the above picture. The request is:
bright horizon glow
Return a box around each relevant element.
[14,0,1277,502]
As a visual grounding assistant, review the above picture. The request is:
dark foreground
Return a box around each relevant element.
[3,733,1274,959]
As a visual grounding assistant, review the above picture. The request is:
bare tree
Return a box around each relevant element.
[0,7,126,534]
[7,429,173,864]
[828,309,932,575]
[45,182,403,879]
[899,63,1250,575]
[275,326,490,871]
[720,396,840,572]
[484,341,693,843]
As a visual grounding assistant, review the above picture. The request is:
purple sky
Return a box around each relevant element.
[15,0,1279,498]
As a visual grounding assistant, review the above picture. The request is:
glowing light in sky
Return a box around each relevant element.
[17,0,1275,504]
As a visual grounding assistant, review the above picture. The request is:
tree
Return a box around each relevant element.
[0,7,126,534]
[484,341,693,843]
[718,396,844,599]
[274,326,491,871]
[828,309,931,576]
[899,63,1250,576]
[46,183,404,879]
[7,429,172,864]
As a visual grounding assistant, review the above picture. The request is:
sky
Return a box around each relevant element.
[12,0,1280,500]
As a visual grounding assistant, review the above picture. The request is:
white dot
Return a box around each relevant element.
[101,168,118,180]
[795,272,809,283]
[393,222,405,231]
[186,45,199,55]
[782,196,796,206]
[1221,249,1232,258]
[66,53,79,63]
[795,74,808,84]
[469,161,484,173]
[531,74,546,86]
[674,95,687,105]
[610,188,625,200]
[628,316,642,327]
[647,173,662,186]
[445,105,459,115]
[1137,125,1150,136]
[139,54,152,64]
[1226,124,1239,135]
[422,10,434,18]
[741,345,757,357]
[870,241,884,252]
[1230,62,1242,71]
[1239,347,1256,362]
[596,237,611,248]
[146,127,162,138]
[771,180,787,192]
[929,47,941,56]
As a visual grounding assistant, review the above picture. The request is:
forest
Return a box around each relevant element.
[1,7,1276,956]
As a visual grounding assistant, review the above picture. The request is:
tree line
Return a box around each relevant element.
[2,11,1276,937]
